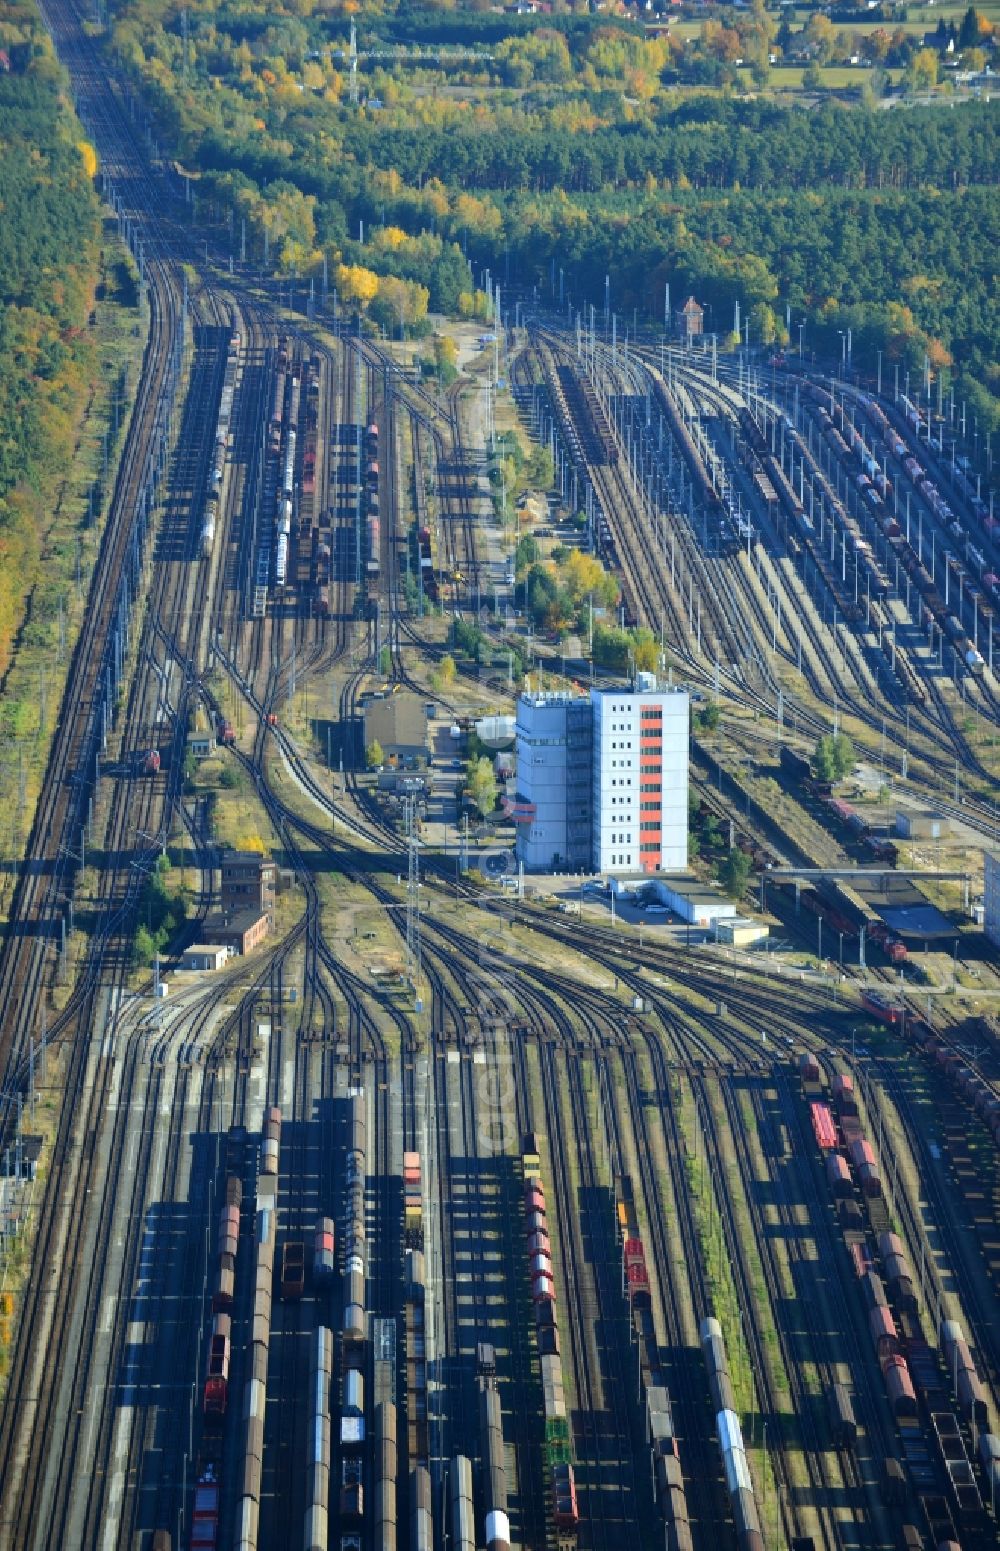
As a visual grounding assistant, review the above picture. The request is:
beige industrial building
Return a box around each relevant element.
[363,692,428,765]
[181,945,229,972]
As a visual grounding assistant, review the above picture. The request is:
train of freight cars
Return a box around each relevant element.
[803,1057,991,1544]
[366,418,380,579]
[201,328,241,559]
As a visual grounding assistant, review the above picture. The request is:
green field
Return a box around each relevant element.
[737,63,905,88]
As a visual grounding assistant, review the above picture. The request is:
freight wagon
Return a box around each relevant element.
[810,1102,837,1151]
[702,1319,765,1551]
[827,1383,857,1449]
[614,1174,692,1551]
[280,1241,305,1299]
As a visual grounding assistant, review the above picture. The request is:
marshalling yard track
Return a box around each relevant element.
[0,2,997,1549]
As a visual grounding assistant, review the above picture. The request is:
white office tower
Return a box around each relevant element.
[591,684,689,873]
[513,692,593,871]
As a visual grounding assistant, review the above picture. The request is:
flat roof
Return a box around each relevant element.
[613,874,723,902]
[591,684,687,697]
[519,691,587,707]
[877,903,955,939]
[184,944,228,956]
[202,909,269,934]
[850,874,954,940]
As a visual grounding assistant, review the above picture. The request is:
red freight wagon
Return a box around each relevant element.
[811,1102,838,1151]
[840,1114,862,1147]
[627,1263,651,1306]
[850,1137,882,1197]
[553,1463,580,1530]
[827,1152,853,1199]
[869,1305,899,1356]
[849,1240,871,1279]
[798,1052,821,1085]
[832,1074,857,1114]
[882,1354,917,1417]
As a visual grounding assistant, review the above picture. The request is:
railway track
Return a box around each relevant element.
[528,317,999,825]
[4,23,998,1547]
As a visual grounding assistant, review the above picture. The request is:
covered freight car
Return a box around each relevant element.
[828,1383,857,1449]
[825,1152,852,1199]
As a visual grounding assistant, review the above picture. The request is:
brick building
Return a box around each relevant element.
[199,909,271,957]
[675,295,704,346]
[220,849,276,923]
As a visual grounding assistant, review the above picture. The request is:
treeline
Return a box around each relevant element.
[0,1,102,675]
[107,0,1000,427]
[330,103,1000,195]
